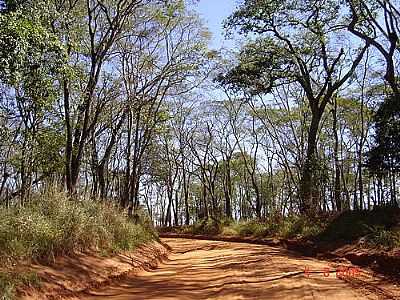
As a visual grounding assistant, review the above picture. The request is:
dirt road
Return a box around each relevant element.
[84,238,398,299]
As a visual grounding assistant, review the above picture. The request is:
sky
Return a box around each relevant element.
[194,0,239,49]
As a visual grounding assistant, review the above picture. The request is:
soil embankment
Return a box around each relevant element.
[18,241,170,300]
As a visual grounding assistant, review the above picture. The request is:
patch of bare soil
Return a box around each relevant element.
[82,238,400,299]
[17,241,169,300]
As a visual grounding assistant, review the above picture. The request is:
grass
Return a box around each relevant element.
[0,271,41,300]
[173,215,326,240]
[166,207,400,249]
[0,188,157,299]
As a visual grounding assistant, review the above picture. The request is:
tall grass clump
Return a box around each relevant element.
[0,188,156,299]
[0,188,156,265]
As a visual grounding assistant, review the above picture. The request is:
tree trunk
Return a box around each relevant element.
[333,97,342,211]
[299,111,322,214]
[182,166,190,225]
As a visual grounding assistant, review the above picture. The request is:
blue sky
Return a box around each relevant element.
[195,0,239,49]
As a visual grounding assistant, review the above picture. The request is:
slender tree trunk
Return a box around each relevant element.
[299,111,323,214]
[224,158,232,219]
[182,164,190,225]
[333,97,341,211]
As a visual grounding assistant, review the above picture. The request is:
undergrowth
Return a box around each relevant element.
[0,188,156,299]
[166,208,400,251]
[177,215,325,239]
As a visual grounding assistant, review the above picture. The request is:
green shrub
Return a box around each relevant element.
[278,216,324,239]
[190,218,222,235]
[180,214,325,239]
[316,208,400,242]
[186,216,324,239]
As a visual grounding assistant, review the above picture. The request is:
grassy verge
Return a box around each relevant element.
[162,215,326,239]
[0,188,157,299]
[161,208,400,248]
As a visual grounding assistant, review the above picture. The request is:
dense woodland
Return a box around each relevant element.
[0,0,399,227]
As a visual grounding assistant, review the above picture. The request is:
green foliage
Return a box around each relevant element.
[229,216,323,239]
[0,188,156,266]
[278,215,324,239]
[217,38,294,95]
[33,128,65,176]
[0,9,65,86]
[221,0,345,95]
[233,221,269,238]
[185,215,324,239]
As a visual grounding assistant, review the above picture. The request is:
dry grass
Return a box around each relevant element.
[0,187,156,299]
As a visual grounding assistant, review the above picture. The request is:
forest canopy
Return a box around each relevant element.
[0,0,399,227]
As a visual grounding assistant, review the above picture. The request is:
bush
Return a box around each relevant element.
[316,208,400,242]
[191,218,222,235]
[185,216,324,239]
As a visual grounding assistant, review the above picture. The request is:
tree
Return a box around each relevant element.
[0,4,65,202]
[222,0,368,214]
[346,0,400,96]
[61,0,148,195]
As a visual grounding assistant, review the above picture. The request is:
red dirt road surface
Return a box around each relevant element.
[84,238,400,299]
